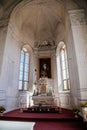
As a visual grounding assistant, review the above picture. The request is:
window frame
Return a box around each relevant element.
[60,46,70,91]
[19,48,29,91]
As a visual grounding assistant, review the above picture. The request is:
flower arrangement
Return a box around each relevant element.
[72,105,79,118]
[72,106,79,112]
[0,106,6,113]
[80,102,87,107]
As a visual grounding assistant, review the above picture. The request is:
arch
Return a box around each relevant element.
[56,41,65,53]
[19,45,30,90]
[56,41,70,91]
[8,0,65,48]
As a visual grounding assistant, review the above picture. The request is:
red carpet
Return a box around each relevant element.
[0,108,86,130]
[34,121,85,130]
[1,108,75,121]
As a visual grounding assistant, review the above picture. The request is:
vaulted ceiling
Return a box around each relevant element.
[0,0,87,50]
[10,0,65,48]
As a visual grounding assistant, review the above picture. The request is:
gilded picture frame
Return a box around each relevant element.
[39,58,51,78]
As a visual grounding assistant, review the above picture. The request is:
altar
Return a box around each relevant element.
[32,77,55,106]
[32,95,55,106]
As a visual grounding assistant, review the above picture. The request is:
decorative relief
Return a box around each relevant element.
[34,40,56,51]
[69,10,87,26]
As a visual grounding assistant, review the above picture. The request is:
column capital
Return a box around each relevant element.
[68,9,87,26]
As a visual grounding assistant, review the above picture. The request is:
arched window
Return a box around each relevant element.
[57,41,70,91]
[60,44,70,90]
[19,47,29,90]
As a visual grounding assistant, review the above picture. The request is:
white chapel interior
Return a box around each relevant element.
[0,0,87,114]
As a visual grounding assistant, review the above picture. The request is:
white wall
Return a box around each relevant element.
[65,11,80,106]
[0,27,7,77]
[69,9,87,102]
[28,50,36,92]
[0,27,21,111]
[0,26,8,107]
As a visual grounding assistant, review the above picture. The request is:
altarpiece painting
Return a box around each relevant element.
[39,58,51,78]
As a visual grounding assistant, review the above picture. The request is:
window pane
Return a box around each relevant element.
[68,80,70,89]
[60,45,70,90]
[24,82,28,90]
[19,71,23,80]
[20,63,23,71]
[63,80,67,90]
[19,81,22,90]
[20,53,24,62]
[62,61,66,70]
[25,53,29,57]
[19,48,30,91]
[63,70,67,79]
[66,69,69,78]
[24,64,29,72]
[24,72,28,81]
[61,50,65,61]
[21,50,24,54]
[25,54,29,64]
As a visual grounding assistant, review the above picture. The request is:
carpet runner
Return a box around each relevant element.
[0,108,80,121]
[0,108,86,130]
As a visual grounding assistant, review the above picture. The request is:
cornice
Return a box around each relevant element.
[68,9,87,26]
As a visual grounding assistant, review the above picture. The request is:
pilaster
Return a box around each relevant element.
[69,9,87,100]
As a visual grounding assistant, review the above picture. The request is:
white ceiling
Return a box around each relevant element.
[1,0,86,49]
[10,0,65,49]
